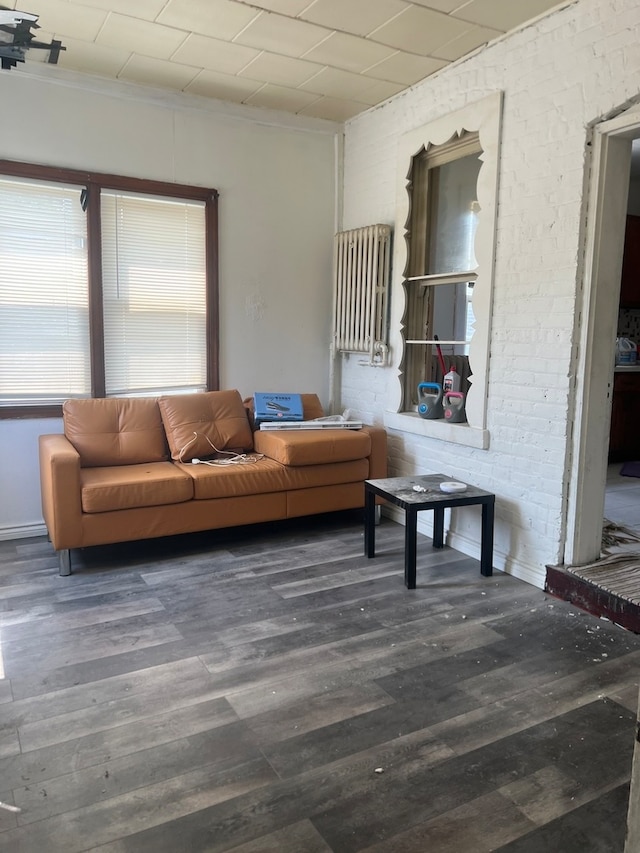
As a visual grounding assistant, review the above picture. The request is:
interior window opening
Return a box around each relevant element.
[403,136,481,409]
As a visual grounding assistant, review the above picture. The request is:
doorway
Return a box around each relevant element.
[565,104,640,568]
[606,162,640,544]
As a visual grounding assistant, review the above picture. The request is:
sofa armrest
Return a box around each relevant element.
[39,433,83,551]
[362,426,387,480]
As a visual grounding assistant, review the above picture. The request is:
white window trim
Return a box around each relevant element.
[385,92,502,449]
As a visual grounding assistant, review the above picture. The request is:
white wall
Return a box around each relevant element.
[0,70,338,539]
[339,0,640,587]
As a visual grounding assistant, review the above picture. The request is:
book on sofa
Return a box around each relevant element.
[253,392,304,425]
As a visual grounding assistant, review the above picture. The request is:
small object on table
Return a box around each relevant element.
[439,481,467,493]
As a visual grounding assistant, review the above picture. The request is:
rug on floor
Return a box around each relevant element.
[620,460,640,477]
[602,519,640,552]
[567,551,640,605]
[565,520,640,606]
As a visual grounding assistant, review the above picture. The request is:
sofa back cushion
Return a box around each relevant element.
[159,390,254,462]
[63,397,168,467]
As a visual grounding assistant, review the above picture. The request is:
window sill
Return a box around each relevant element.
[0,405,63,419]
[384,411,490,449]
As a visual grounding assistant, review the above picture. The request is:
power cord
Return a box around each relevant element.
[178,432,264,466]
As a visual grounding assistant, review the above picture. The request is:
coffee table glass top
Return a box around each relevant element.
[365,474,493,505]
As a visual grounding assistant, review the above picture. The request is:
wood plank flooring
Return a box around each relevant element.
[0,513,639,852]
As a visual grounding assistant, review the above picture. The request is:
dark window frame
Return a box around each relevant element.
[0,159,219,419]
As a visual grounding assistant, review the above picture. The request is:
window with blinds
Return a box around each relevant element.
[101,191,207,397]
[0,161,218,417]
[0,177,90,404]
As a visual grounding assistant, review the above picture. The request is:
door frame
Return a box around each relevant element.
[564,106,638,567]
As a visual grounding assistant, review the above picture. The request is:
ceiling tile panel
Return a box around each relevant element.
[59,0,168,20]
[235,0,313,14]
[239,52,325,87]
[95,14,188,59]
[118,54,200,89]
[302,31,397,73]
[299,67,383,100]
[363,51,447,85]
[244,83,321,112]
[157,0,260,41]
[172,34,260,74]
[454,0,563,32]
[410,0,468,11]
[184,69,263,101]
[432,23,503,61]
[298,96,366,121]
[234,12,333,57]
[57,35,130,77]
[30,0,107,42]
[372,5,473,55]
[355,78,406,106]
[299,0,409,38]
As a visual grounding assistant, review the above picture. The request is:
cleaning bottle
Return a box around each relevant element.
[443,365,460,393]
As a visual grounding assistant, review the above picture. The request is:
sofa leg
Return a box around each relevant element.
[58,549,71,577]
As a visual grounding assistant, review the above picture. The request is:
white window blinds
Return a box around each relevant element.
[0,177,90,404]
[100,190,207,397]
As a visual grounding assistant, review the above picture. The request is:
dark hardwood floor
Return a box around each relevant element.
[0,513,639,852]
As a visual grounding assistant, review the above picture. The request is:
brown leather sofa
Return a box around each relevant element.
[39,390,387,575]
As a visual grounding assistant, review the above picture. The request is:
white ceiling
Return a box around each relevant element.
[7,0,569,122]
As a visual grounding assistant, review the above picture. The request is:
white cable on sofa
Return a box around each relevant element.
[178,431,264,466]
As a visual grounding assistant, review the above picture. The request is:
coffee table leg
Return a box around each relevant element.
[481,498,494,577]
[404,507,417,589]
[364,487,376,558]
[433,507,445,548]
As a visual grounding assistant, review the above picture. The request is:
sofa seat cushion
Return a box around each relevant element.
[80,463,193,513]
[159,390,254,462]
[253,428,372,466]
[179,457,369,500]
[63,397,168,467]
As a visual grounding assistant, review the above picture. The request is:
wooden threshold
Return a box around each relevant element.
[545,563,640,634]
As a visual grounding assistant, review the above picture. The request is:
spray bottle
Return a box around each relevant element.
[443,365,460,393]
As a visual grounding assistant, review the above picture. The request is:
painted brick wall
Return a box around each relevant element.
[339,0,640,587]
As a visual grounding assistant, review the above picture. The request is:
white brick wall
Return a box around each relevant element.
[339,0,640,587]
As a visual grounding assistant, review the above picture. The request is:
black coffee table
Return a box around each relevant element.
[364,474,495,589]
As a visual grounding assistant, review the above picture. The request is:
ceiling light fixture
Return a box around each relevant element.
[0,6,65,70]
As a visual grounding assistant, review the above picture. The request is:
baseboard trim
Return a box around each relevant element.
[0,522,47,542]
